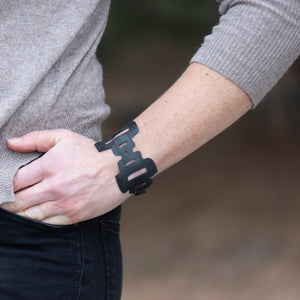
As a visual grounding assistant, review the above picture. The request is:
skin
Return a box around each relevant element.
[1,63,252,225]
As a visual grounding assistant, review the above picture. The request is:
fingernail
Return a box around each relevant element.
[8,137,22,144]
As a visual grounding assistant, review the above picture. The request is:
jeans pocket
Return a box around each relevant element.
[100,219,123,300]
[0,206,76,231]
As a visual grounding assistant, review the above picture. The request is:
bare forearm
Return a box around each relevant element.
[134,62,253,174]
[2,63,253,225]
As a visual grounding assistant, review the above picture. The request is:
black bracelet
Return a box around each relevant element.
[94,121,157,195]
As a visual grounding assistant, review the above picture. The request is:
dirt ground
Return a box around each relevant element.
[100,44,300,300]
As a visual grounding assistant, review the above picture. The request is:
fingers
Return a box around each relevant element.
[17,201,54,221]
[18,202,72,225]
[7,129,73,153]
[1,186,73,225]
[2,178,75,225]
[13,158,46,192]
[42,215,73,225]
[1,180,56,212]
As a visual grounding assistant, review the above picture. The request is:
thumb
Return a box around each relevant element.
[7,129,73,153]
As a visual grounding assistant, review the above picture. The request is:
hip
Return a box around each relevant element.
[0,205,122,300]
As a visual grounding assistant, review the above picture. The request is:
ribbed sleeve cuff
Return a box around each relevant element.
[190,0,300,107]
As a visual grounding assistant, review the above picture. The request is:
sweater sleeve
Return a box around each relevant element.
[190,0,300,107]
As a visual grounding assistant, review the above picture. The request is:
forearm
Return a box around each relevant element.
[3,1,298,225]
[133,63,252,174]
[0,62,252,224]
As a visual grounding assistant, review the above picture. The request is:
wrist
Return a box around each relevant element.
[95,121,157,195]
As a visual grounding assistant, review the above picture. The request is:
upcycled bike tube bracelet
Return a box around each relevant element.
[94,121,157,195]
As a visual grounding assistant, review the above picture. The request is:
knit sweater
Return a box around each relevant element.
[0,0,299,204]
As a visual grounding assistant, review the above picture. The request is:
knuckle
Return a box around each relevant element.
[1,202,18,213]
[58,129,76,139]
[46,180,66,197]
[11,193,26,212]
[10,202,21,213]
[48,185,61,197]
[12,173,20,190]
[52,200,68,214]
[54,198,75,215]
[63,199,83,223]
[58,128,70,135]
[28,131,43,141]
[13,170,28,192]
[21,208,35,220]
[40,163,52,177]
[42,180,54,194]
[41,159,57,176]
[39,205,50,220]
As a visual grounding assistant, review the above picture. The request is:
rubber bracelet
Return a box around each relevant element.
[94,121,157,195]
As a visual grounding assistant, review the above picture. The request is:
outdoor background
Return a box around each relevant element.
[97,1,300,299]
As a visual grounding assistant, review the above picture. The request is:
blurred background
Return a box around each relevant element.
[97,1,300,299]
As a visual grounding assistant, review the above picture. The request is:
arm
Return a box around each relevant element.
[133,63,251,174]
[192,0,300,105]
[2,0,298,224]
[1,63,251,224]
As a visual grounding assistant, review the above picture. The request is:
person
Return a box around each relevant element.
[0,0,299,299]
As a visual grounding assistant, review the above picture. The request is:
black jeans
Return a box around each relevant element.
[0,205,122,300]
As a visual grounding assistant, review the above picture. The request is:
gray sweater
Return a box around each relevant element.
[0,0,299,204]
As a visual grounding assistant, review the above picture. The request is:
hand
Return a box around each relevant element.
[1,129,129,225]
